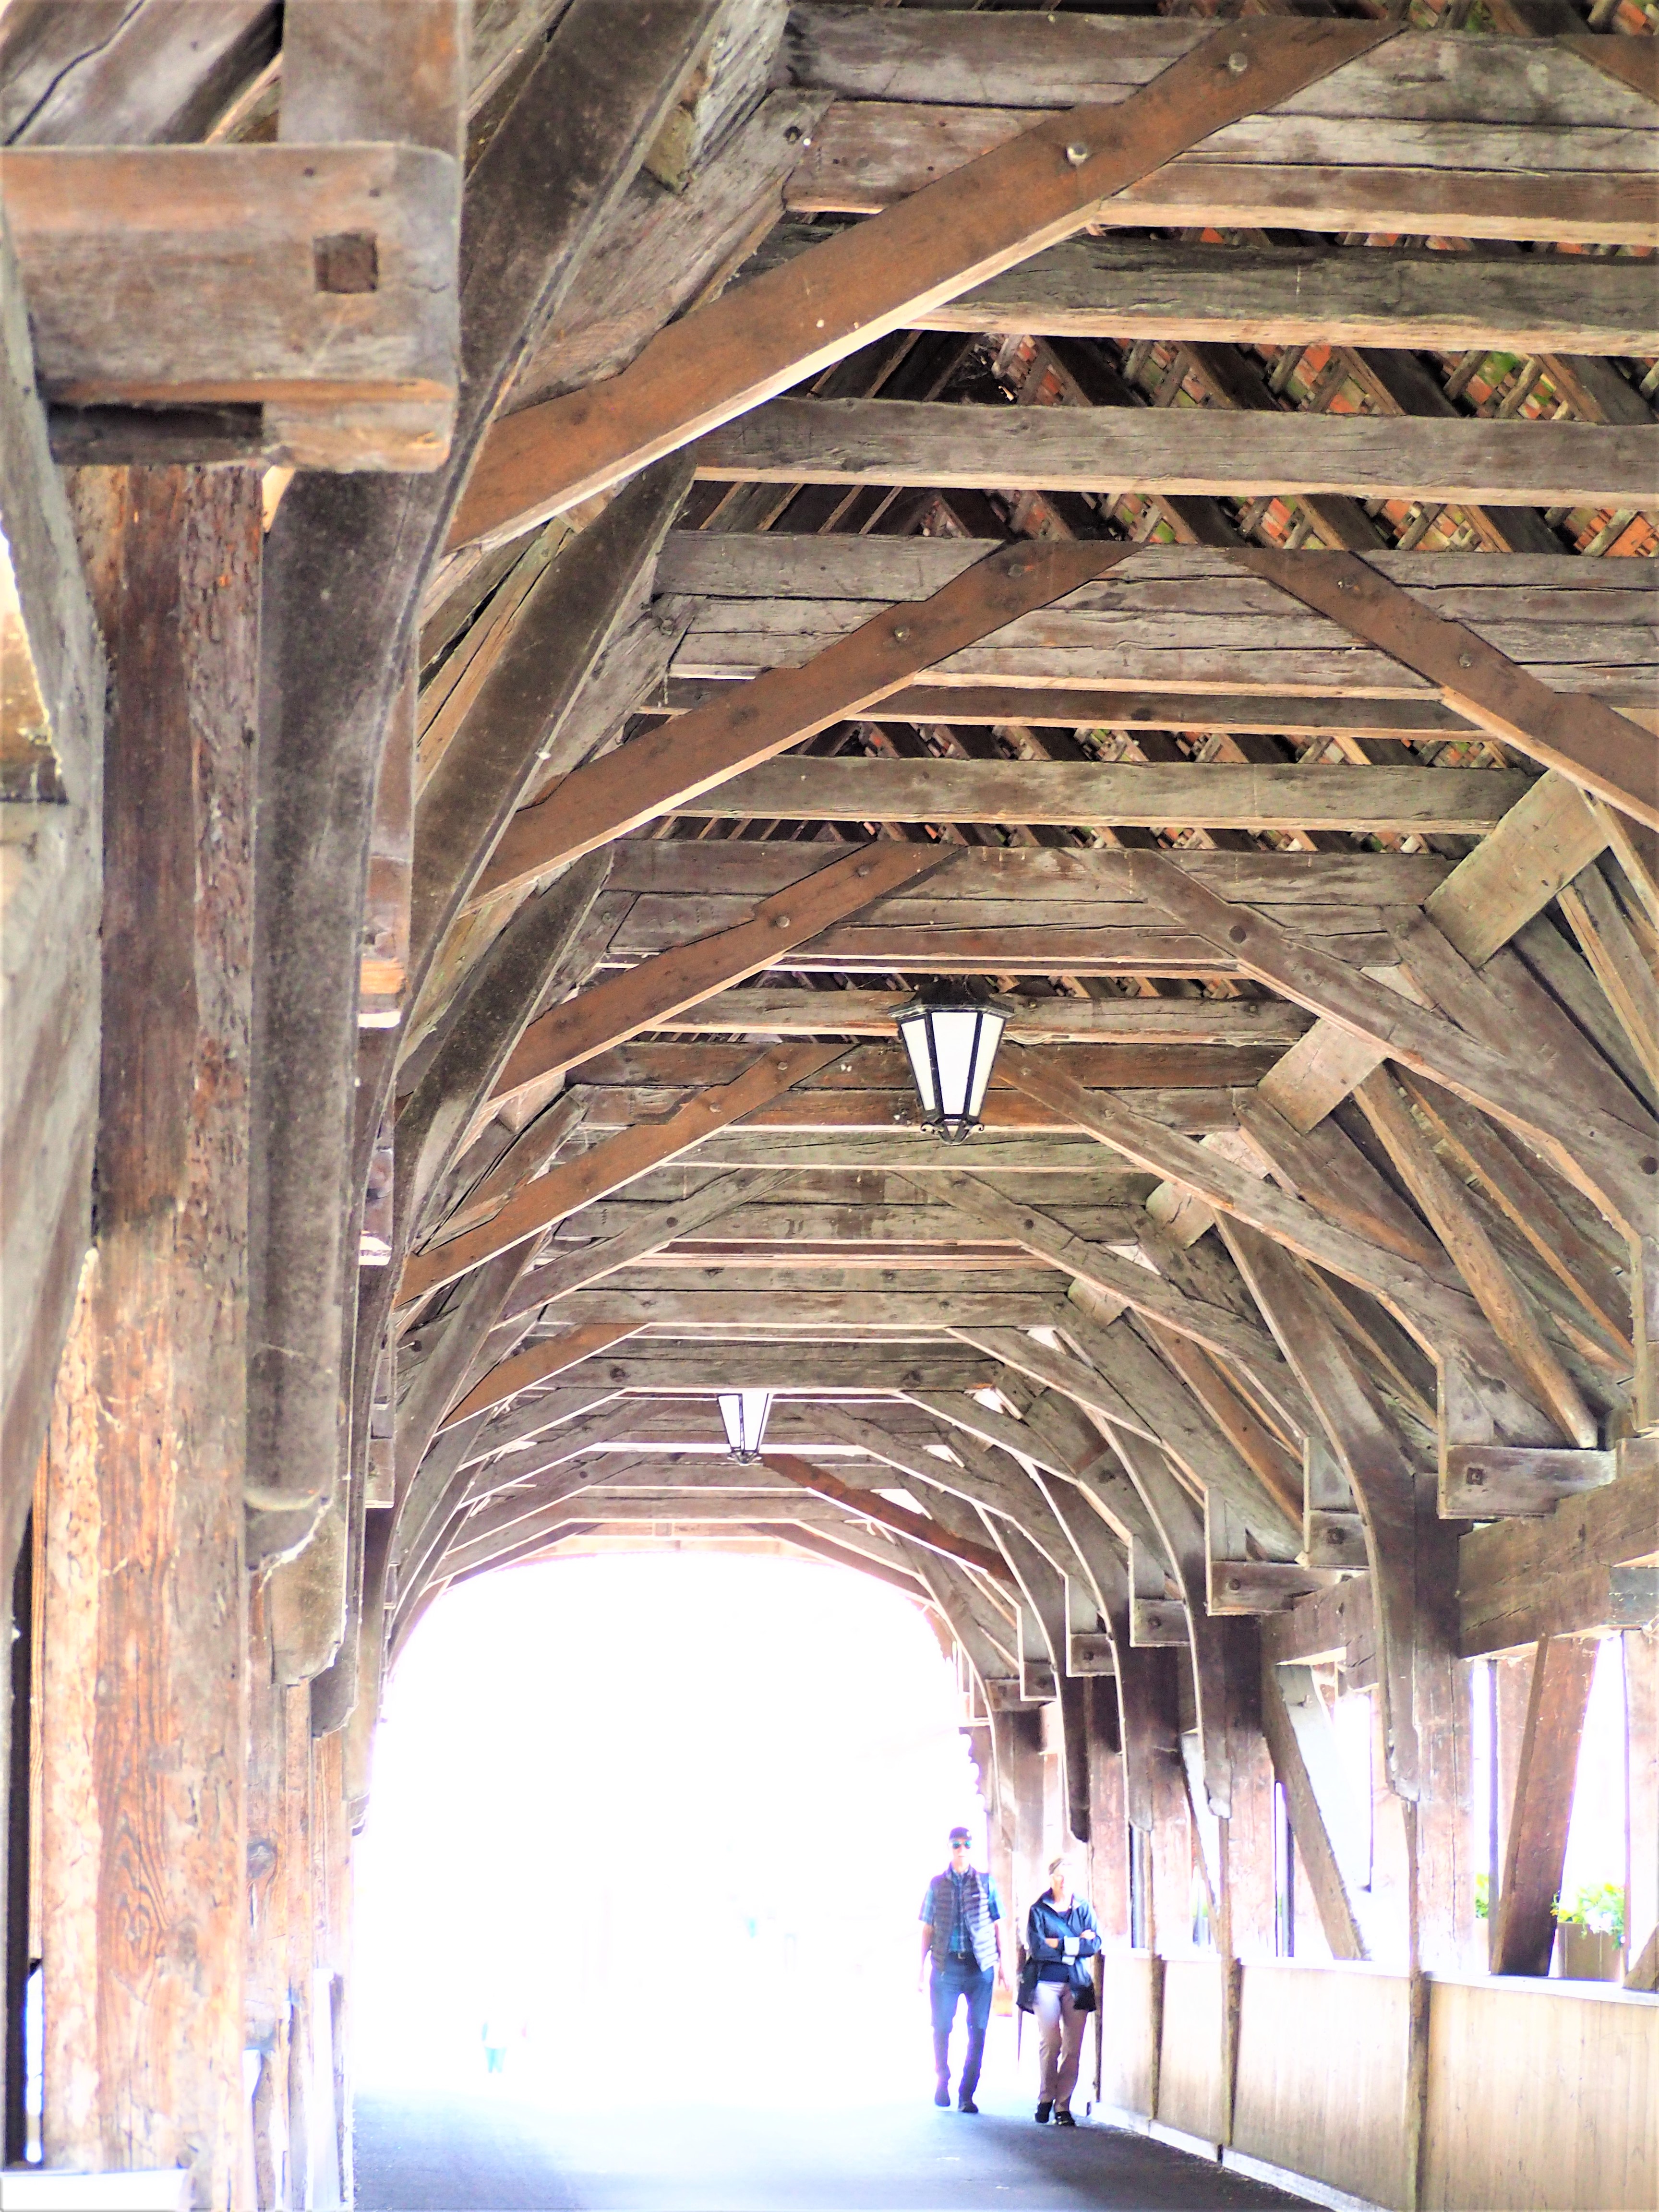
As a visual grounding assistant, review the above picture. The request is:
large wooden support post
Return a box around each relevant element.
[990,1709,1045,1953]
[38,467,256,2204]
[1086,1676,1130,1945]
[1220,1640,1277,1965]
[1489,1634,1599,1976]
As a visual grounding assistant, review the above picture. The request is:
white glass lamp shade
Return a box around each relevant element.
[718,1389,773,1462]
[896,996,1007,1142]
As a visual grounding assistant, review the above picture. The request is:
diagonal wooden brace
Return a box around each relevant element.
[472,539,1136,902]
[1236,548,1658,831]
[489,838,947,1110]
[398,1039,845,1305]
[450,14,1397,545]
[761,1452,1017,1585]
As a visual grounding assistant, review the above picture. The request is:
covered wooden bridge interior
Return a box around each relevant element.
[1,0,1657,2204]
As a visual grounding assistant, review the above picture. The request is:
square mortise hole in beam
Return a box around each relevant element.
[313,231,378,294]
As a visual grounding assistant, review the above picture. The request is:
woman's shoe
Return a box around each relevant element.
[1054,2107,1077,2128]
[1034,2101,1053,2124]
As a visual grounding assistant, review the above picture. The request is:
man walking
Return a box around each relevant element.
[917,1824,1007,2113]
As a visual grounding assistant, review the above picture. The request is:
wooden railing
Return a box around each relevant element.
[1093,1952,1657,2212]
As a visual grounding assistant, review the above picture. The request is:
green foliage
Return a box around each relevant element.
[1474,1872,1490,1923]
[1551,1882,1625,1942]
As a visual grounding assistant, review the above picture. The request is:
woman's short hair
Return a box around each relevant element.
[1047,1855,1072,1881]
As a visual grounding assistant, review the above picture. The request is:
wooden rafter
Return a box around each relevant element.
[450,14,1396,544]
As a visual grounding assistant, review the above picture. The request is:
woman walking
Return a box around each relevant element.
[1020,1856,1101,2125]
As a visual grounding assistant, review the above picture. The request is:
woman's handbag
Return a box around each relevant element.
[1016,1953,1039,2013]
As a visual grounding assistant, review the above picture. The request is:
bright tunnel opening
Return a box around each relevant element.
[352,1552,997,2113]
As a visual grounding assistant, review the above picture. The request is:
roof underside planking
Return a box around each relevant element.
[382,1,1659,1752]
[7,0,1656,1795]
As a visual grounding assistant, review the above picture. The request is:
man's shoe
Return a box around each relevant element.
[1054,2107,1077,2128]
[1034,2101,1053,2125]
[934,2081,951,2108]
[958,2096,980,2114]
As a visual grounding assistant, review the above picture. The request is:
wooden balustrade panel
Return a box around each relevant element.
[1097,1949,1161,2119]
[1423,1979,1659,2212]
[1232,1961,1417,2211]
[1154,1954,1229,2146]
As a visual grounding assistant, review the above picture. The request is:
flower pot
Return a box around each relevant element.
[1556,1924,1621,1982]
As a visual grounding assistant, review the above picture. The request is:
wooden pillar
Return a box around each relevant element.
[1220,1648,1277,1965]
[1489,1634,1599,1977]
[38,467,257,2205]
[990,1708,1045,1948]
[1085,1676,1130,1945]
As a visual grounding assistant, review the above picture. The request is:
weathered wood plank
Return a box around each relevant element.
[1356,1069,1597,1450]
[784,12,1645,129]
[575,1039,1286,1092]
[672,758,1528,832]
[660,541,1657,705]
[408,455,690,1001]
[1459,1434,1659,1655]
[1,0,276,145]
[660,677,1473,740]
[492,842,944,1107]
[641,986,1314,1044]
[605,838,1456,902]
[400,1042,844,1303]
[567,1080,1244,1138]
[742,220,1659,355]
[597,924,1398,980]
[1241,548,1657,832]
[475,541,1136,900]
[659,533,1655,612]
[3,147,460,464]
[789,102,1656,245]
[511,86,822,408]
[902,236,1659,357]
[1138,844,1659,1202]
[697,396,1653,510]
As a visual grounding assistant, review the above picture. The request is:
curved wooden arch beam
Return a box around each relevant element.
[450,14,1395,546]
[1236,550,1658,833]
[247,0,720,1513]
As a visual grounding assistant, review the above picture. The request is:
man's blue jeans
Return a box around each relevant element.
[929,1955,994,2097]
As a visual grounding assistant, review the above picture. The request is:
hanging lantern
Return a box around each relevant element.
[895,989,1008,1143]
[718,1389,774,1464]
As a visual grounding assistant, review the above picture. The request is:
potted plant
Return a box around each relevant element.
[1551,1882,1625,1982]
